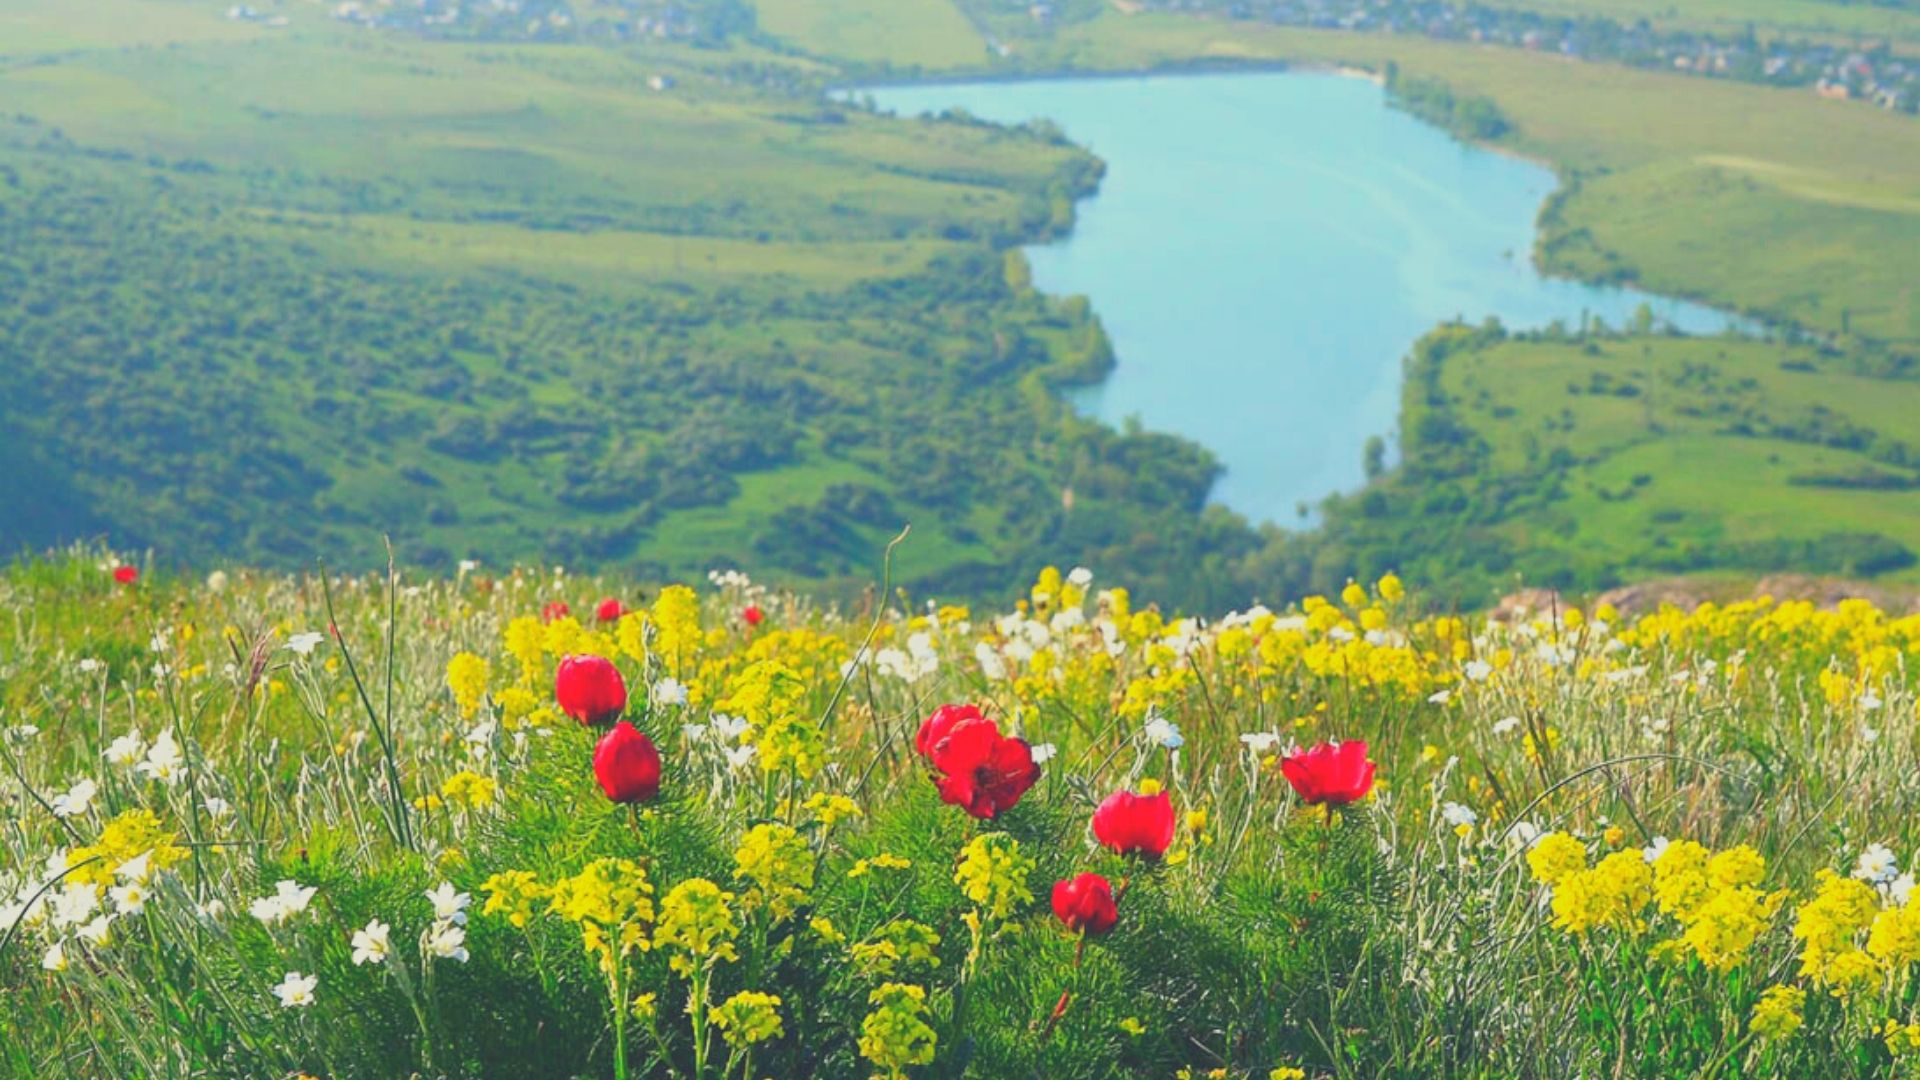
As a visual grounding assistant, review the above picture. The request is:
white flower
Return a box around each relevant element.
[115,851,153,885]
[41,942,66,972]
[1864,724,1881,744]
[77,658,103,675]
[1426,690,1452,705]
[272,971,318,1009]
[458,559,479,575]
[250,879,316,926]
[1506,821,1542,850]
[109,882,148,915]
[197,898,227,920]
[1066,566,1093,588]
[104,729,146,767]
[1441,802,1478,827]
[1240,731,1281,755]
[1143,714,1184,750]
[202,797,233,820]
[1491,716,1523,736]
[1892,873,1917,907]
[8,723,41,740]
[285,631,325,656]
[1327,625,1355,642]
[1029,742,1057,765]
[425,883,470,926]
[351,919,392,965]
[652,678,689,706]
[138,730,187,785]
[1463,660,1493,682]
[51,883,101,929]
[1859,691,1884,711]
[423,921,469,963]
[681,723,708,743]
[50,779,98,818]
[77,914,114,946]
[725,744,758,771]
[973,642,1007,681]
[206,570,229,593]
[1856,843,1900,885]
[710,714,750,743]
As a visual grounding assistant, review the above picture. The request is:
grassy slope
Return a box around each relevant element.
[1470,0,1920,47]
[1437,334,1920,578]
[753,0,988,69]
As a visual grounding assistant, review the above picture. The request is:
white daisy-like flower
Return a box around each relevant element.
[425,883,470,926]
[1491,716,1523,736]
[1029,742,1057,765]
[423,921,469,963]
[681,723,708,743]
[1463,660,1494,682]
[1856,843,1900,885]
[137,730,187,785]
[1506,821,1542,850]
[50,778,98,818]
[1892,873,1916,907]
[104,729,146,768]
[251,879,316,926]
[205,570,229,593]
[351,919,392,965]
[41,942,66,972]
[77,657,104,675]
[77,914,114,947]
[711,714,750,743]
[1441,802,1478,828]
[115,851,153,885]
[272,971,318,1009]
[202,797,234,820]
[285,631,325,656]
[51,883,101,929]
[1143,714,1184,750]
[652,677,689,706]
[973,642,1007,681]
[1066,566,1094,588]
[1859,691,1884,711]
[1240,731,1282,755]
[1426,689,1452,705]
[109,882,148,915]
[725,744,758,772]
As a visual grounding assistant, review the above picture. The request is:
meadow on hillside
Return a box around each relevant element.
[5,546,1920,1077]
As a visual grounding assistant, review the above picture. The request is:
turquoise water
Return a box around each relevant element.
[865,72,1745,525]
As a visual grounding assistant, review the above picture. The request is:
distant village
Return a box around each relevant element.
[1132,0,1917,113]
[224,0,746,47]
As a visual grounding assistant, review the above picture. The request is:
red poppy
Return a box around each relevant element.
[541,600,572,623]
[554,655,627,725]
[914,703,984,760]
[926,715,1040,819]
[593,720,662,804]
[1051,872,1119,936]
[595,597,626,623]
[1092,789,1176,858]
[742,604,765,628]
[1279,740,1376,806]
[112,565,139,585]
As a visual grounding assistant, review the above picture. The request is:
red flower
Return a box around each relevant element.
[593,720,662,804]
[926,714,1040,819]
[541,600,572,623]
[1279,740,1375,806]
[555,655,627,725]
[112,565,139,585]
[742,604,764,628]
[595,597,626,623]
[1092,789,1176,858]
[915,703,984,760]
[1051,872,1119,936]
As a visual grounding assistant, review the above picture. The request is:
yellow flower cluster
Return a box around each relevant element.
[1791,870,1880,993]
[66,809,187,887]
[1749,985,1805,1040]
[480,869,549,928]
[1648,842,1780,972]
[654,878,739,977]
[953,832,1034,921]
[858,983,937,1078]
[547,857,655,975]
[709,990,783,1048]
[441,769,497,810]
[733,823,813,920]
[803,792,861,829]
[851,919,941,976]
[651,585,702,667]
[446,651,489,719]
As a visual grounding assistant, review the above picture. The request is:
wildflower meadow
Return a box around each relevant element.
[5,548,1920,1078]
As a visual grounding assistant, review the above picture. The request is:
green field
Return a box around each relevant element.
[753,0,988,69]
[1475,0,1920,47]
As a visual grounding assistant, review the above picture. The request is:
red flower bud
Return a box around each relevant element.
[541,600,572,623]
[554,654,627,725]
[1051,872,1119,936]
[593,721,661,804]
[1279,740,1375,806]
[742,604,764,628]
[595,597,626,623]
[1092,789,1175,858]
[112,565,139,585]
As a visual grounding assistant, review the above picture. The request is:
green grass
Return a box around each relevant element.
[753,0,989,69]
[1474,0,1920,47]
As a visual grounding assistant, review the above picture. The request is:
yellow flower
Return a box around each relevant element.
[953,833,1034,921]
[651,585,703,666]
[1117,1017,1146,1037]
[1549,850,1652,935]
[1651,841,1713,921]
[1376,573,1404,603]
[1526,833,1587,888]
[859,983,937,1077]
[441,769,497,810]
[1793,870,1880,984]
[446,651,490,719]
[65,810,188,887]
[1749,985,1805,1040]
[733,823,813,920]
[804,792,862,829]
[851,919,941,976]
[1869,903,1920,973]
[503,616,546,683]
[1707,845,1766,890]
[709,990,783,1048]
[654,878,739,977]
[480,870,549,929]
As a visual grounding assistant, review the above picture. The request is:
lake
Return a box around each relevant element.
[864,71,1745,525]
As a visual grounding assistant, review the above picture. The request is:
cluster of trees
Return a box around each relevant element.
[1383,64,1510,140]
